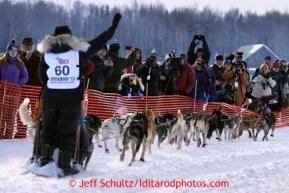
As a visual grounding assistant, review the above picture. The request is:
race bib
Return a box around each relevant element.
[44,50,80,89]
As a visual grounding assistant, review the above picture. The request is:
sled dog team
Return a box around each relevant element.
[19,98,276,168]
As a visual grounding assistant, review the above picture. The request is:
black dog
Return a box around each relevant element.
[76,114,101,170]
[207,108,227,141]
[120,113,148,166]
[155,112,175,148]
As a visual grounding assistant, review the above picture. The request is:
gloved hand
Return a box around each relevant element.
[112,13,122,30]
[263,72,271,79]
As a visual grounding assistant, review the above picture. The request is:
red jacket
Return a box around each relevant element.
[175,63,196,94]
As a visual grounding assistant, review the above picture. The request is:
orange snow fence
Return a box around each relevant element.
[0,80,288,139]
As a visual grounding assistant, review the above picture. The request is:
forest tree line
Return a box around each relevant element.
[1,0,289,63]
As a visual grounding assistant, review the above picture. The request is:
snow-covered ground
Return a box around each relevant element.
[1,127,289,193]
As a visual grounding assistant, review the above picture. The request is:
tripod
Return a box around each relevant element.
[163,74,178,95]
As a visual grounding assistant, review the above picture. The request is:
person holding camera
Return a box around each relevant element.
[103,43,136,93]
[86,44,113,91]
[187,34,211,66]
[189,57,216,102]
[252,56,272,80]
[222,61,249,106]
[270,60,288,104]
[163,53,195,96]
[136,55,161,96]
[125,47,142,74]
[251,64,276,100]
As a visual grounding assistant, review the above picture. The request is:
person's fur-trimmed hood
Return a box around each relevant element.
[118,73,145,91]
[37,34,91,53]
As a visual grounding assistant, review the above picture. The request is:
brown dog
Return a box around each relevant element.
[142,109,156,154]
[238,114,258,138]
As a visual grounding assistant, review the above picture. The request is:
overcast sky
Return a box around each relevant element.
[50,0,289,15]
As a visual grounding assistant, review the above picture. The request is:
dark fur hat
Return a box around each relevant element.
[53,25,72,36]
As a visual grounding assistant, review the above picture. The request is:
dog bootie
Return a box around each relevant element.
[39,144,55,167]
[58,150,80,177]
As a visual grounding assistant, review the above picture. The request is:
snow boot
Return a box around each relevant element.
[39,144,55,167]
[58,150,80,177]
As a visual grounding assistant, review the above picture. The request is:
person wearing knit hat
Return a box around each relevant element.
[0,39,28,139]
[6,39,18,54]
[264,56,271,63]
[210,55,224,92]
[271,60,288,103]
[149,51,158,60]
[103,41,136,93]
[36,13,122,176]
[86,44,113,91]
[109,42,120,52]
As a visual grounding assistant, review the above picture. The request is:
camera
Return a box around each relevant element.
[262,82,266,90]
[125,46,132,50]
[220,83,236,104]
[165,50,180,77]
[237,52,243,56]
[148,57,156,65]
[194,34,204,41]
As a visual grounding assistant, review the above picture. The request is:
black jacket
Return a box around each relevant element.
[187,40,211,65]
[136,63,162,96]
[87,54,112,91]
[38,26,115,101]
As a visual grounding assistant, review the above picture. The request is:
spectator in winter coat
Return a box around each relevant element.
[37,13,121,176]
[211,55,225,91]
[164,53,195,96]
[251,64,276,100]
[252,56,271,80]
[19,36,42,86]
[189,57,216,102]
[103,43,136,93]
[270,60,288,103]
[187,34,211,65]
[136,55,162,96]
[118,73,144,96]
[222,61,249,106]
[86,44,113,91]
[0,39,28,139]
[125,47,142,74]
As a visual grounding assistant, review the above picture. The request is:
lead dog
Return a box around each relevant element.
[254,113,276,141]
[120,113,148,166]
